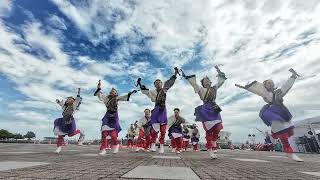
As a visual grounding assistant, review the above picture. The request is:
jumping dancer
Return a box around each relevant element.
[235,68,303,162]
[53,88,85,154]
[182,66,227,159]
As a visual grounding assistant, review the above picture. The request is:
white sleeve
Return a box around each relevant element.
[57,100,64,108]
[72,96,82,111]
[214,75,227,89]
[116,94,129,101]
[186,75,206,100]
[279,76,296,97]
[96,91,109,103]
[141,89,157,102]
[243,81,273,100]
[167,116,175,129]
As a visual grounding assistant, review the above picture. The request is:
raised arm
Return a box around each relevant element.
[94,80,109,102]
[184,73,206,99]
[235,81,272,99]
[117,90,137,101]
[141,89,157,102]
[213,65,227,89]
[163,74,177,91]
[73,88,82,111]
[56,99,64,107]
[137,78,156,102]
[279,72,298,97]
[162,67,179,91]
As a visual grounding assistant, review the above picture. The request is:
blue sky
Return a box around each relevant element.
[0,0,320,143]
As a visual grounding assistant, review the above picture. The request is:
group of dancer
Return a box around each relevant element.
[53,66,304,161]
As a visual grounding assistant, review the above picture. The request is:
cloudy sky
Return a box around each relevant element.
[0,0,320,143]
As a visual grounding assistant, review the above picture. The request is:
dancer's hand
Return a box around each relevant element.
[174,67,181,76]
[235,84,245,89]
[56,99,61,103]
[97,80,101,89]
[289,68,300,79]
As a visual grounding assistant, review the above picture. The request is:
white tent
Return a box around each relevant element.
[290,116,320,153]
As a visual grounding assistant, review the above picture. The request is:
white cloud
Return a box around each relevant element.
[47,14,67,30]
[0,0,12,17]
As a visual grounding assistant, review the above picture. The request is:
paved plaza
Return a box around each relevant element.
[0,143,320,179]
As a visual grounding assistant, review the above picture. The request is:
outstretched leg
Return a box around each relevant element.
[68,129,85,145]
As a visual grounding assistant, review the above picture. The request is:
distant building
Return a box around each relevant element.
[43,137,58,144]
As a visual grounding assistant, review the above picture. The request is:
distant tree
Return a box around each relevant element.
[13,133,24,139]
[24,131,36,139]
[0,129,14,139]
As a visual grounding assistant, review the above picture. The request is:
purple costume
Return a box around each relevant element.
[259,103,292,127]
[54,117,77,135]
[195,103,222,122]
[151,105,168,124]
[101,111,122,132]
[53,95,82,136]
[185,74,227,123]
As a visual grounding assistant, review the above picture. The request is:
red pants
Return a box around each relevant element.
[150,124,166,144]
[137,129,145,148]
[57,129,81,147]
[183,140,189,150]
[280,138,293,153]
[144,134,151,149]
[100,130,118,150]
[128,139,134,147]
[193,143,199,151]
[203,123,223,150]
[272,127,294,153]
[171,137,176,148]
[173,137,183,151]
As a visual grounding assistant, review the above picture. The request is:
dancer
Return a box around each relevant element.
[235,68,303,162]
[167,108,187,154]
[94,80,137,155]
[127,124,136,149]
[136,109,152,152]
[182,125,191,151]
[53,88,85,154]
[190,124,200,151]
[182,66,227,159]
[138,68,179,153]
